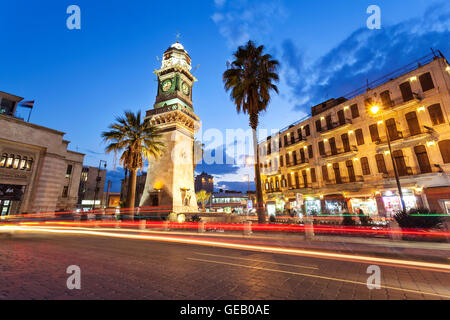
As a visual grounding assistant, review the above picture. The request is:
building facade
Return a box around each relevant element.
[0,96,84,215]
[77,166,107,209]
[195,172,214,193]
[259,53,450,217]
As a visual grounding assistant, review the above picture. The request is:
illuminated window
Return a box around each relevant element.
[20,156,27,170]
[26,158,33,171]
[6,154,14,168]
[0,153,7,168]
[13,155,21,169]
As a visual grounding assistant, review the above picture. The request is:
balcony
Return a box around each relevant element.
[382,95,423,112]
[374,127,437,152]
[284,136,307,149]
[266,188,282,194]
[287,158,309,169]
[325,175,364,185]
[319,119,352,136]
[288,182,319,191]
[321,146,358,161]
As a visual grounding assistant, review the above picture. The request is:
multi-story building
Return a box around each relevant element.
[77,166,107,209]
[258,52,450,217]
[0,91,85,215]
[195,172,214,193]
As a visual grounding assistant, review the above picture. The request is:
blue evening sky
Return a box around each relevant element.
[1,0,449,192]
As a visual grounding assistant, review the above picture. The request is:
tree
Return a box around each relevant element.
[196,190,211,211]
[102,111,165,219]
[223,40,279,224]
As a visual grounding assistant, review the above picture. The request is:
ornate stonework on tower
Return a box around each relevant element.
[139,41,200,213]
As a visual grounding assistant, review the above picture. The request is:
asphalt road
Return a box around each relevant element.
[0,230,449,300]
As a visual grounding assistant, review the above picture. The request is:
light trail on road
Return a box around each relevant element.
[2,224,450,274]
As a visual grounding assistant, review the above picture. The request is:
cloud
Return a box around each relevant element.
[212,0,288,47]
[281,2,450,112]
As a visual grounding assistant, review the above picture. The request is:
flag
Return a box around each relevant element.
[19,100,35,109]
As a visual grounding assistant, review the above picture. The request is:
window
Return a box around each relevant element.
[299,148,306,163]
[399,81,414,102]
[275,179,279,189]
[302,170,308,187]
[311,168,317,183]
[284,135,288,147]
[13,155,20,169]
[290,133,295,144]
[326,115,333,130]
[414,145,432,174]
[294,172,300,188]
[318,141,325,156]
[369,124,380,142]
[428,104,445,125]
[281,176,287,188]
[419,72,434,92]
[439,140,450,163]
[297,128,303,140]
[341,133,350,152]
[380,90,392,107]
[333,163,342,184]
[308,145,313,158]
[304,125,310,136]
[0,153,7,168]
[280,155,284,167]
[315,119,322,132]
[6,154,14,168]
[346,160,356,182]
[66,164,73,178]
[288,174,292,187]
[361,157,371,175]
[26,158,33,171]
[329,137,337,155]
[405,111,421,136]
[62,186,69,198]
[321,165,329,182]
[355,129,364,145]
[386,118,400,140]
[20,156,27,170]
[292,151,298,165]
[376,154,387,174]
[286,153,290,166]
[393,150,408,176]
[337,110,345,125]
[350,104,359,119]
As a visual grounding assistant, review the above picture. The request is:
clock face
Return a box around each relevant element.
[162,80,172,92]
[182,82,190,96]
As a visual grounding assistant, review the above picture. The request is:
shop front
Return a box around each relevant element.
[349,197,378,216]
[322,194,348,215]
[381,189,418,217]
[304,197,321,216]
[0,184,25,216]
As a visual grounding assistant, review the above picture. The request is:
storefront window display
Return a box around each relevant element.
[382,190,417,217]
[350,198,378,216]
[305,199,321,215]
[324,200,347,215]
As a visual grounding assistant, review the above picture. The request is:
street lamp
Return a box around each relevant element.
[92,160,107,211]
[370,106,406,213]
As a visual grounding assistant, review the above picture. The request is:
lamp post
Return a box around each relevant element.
[92,160,107,211]
[370,106,406,213]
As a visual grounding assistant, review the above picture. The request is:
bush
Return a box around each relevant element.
[359,214,373,226]
[342,214,356,226]
[394,208,443,229]
[190,215,202,223]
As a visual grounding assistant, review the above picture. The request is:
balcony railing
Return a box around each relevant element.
[375,127,434,146]
[287,158,309,168]
[325,175,364,185]
[319,119,352,134]
[284,136,306,148]
[322,145,358,158]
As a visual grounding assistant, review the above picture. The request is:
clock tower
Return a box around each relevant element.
[139,41,200,214]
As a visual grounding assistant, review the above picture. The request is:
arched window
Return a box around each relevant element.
[0,153,7,167]
[13,155,21,169]
[20,156,27,170]
[26,157,34,171]
[439,140,450,164]
[6,154,14,168]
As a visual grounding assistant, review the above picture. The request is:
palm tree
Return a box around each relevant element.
[196,190,211,211]
[102,110,165,219]
[223,40,279,224]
